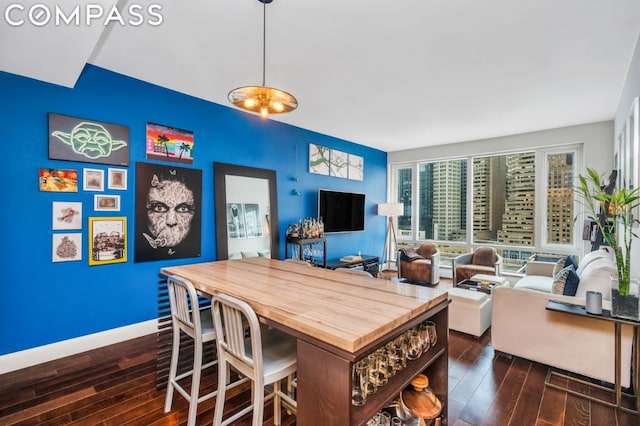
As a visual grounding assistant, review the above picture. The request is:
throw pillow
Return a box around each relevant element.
[552,256,578,277]
[576,248,610,276]
[575,258,617,301]
[552,265,580,296]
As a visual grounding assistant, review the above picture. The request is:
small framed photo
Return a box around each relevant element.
[52,201,82,230]
[83,168,104,191]
[89,216,127,266]
[52,233,82,262]
[108,168,127,190]
[94,194,120,211]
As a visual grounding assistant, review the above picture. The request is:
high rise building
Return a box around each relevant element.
[546,153,574,244]
[497,152,536,245]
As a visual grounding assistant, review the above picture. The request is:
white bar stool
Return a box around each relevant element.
[163,275,218,426]
[211,292,297,426]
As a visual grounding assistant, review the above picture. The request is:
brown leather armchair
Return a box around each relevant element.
[452,246,502,284]
[397,243,440,285]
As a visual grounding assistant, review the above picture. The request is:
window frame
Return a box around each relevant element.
[389,144,583,272]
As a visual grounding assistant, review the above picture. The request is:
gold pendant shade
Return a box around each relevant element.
[228,85,298,119]
[228,0,297,119]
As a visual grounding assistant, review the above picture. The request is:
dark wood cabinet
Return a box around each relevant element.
[297,299,449,425]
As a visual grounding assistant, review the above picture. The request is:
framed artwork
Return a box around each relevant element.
[146,122,194,165]
[88,217,127,266]
[627,97,639,191]
[108,168,127,190]
[83,168,104,191]
[52,233,82,262]
[134,162,202,262]
[309,144,364,181]
[244,203,263,238]
[94,194,120,211]
[348,154,364,181]
[39,168,78,192]
[617,128,626,190]
[309,144,330,175]
[52,201,82,230]
[49,113,129,166]
[330,149,348,178]
[226,203,246,239]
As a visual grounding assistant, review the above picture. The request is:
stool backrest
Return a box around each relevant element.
[167,275,202,339]
[212,293,262,377]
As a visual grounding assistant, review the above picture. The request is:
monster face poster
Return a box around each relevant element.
[49,113,129,166]
[134,162,202,262]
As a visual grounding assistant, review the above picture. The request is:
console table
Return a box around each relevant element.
[545,300,640,414]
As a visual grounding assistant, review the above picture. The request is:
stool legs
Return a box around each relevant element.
[163,329,180,414]
[187,342,203,426]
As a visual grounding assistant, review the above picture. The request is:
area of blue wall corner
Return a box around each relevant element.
[0,64,387,355]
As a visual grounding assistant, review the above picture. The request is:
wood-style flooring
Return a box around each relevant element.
[1,317,638,425]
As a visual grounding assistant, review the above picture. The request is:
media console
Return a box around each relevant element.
[326,255,380,277]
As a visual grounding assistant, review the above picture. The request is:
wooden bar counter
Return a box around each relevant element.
[160,258,450,425]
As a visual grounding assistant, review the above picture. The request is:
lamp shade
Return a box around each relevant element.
[378,202,404,217]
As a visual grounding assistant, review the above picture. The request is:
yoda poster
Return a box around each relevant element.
[134,162,202,262]
[48,113,129,166]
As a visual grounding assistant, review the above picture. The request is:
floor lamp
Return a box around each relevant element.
[378,202,404,272]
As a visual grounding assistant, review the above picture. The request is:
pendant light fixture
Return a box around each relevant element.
[228,0,298,119]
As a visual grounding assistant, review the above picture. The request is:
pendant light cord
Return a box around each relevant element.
[262,1,266,87]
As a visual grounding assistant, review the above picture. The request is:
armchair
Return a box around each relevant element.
[397,243,440,285]
[452,246,502,284]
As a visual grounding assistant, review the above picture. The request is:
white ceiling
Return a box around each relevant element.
[2,0,640,152]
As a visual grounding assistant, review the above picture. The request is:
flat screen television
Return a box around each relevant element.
[318,189,365,233]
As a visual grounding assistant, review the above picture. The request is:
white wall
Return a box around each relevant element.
[614,33,640,279]
[388,121,613,173]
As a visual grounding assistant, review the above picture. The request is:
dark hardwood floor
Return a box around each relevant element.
[0,270,636,426]
[1,328,637,426]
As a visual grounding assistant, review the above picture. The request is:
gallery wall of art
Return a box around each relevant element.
[1,64,387,356]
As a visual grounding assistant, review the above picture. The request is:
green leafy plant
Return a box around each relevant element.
[574,168,640,295]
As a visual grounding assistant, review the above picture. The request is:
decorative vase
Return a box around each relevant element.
[611,277,640,320]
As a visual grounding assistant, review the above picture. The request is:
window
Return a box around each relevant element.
[389,145,582,273]
[418,160,467,241]
[473,152,535,246]
[543,149,577,247]
[394,166,413,238]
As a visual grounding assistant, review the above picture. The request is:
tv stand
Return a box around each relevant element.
[326,255,379,277]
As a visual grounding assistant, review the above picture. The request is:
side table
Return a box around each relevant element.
[285,237,327,267]
[545,300,640,414]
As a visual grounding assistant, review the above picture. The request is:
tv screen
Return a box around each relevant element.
[318,189,365,233]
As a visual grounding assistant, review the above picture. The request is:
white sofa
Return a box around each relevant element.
[491,249,635,388]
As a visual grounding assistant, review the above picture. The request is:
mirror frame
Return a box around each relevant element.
[214,162,279,260]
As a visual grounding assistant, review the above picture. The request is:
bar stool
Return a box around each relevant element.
[211,293,298,426]
[335,267,374,278]
[163,275,218,426]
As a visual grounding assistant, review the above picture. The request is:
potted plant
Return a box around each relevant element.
[575,168,640,319]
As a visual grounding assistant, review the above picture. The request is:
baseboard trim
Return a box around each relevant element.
[0,319,158,375]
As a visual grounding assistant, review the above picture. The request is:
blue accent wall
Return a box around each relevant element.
[1,65,387,355]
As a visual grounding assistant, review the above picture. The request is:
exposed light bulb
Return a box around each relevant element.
[244,98,257,108]
[271,100,284,112]
[260,106,269,119]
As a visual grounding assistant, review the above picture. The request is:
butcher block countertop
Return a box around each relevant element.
[161,258,448,354]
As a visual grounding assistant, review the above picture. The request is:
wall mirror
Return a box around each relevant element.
[214,162,279,260]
